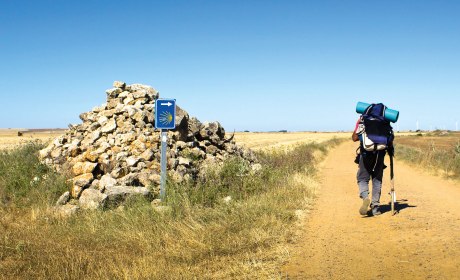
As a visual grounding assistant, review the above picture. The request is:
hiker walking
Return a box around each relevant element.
[352,103,394,216]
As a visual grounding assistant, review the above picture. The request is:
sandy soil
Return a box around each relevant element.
[283,141,460,279]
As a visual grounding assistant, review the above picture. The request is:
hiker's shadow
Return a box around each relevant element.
[379,199,417,215]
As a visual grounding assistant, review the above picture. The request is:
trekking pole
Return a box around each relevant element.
[389,154,396,215]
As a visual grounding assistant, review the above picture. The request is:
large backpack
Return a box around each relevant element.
[360,103,394,152]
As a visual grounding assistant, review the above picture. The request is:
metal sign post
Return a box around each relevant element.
[155,99,176,201]
[160,130,168,199]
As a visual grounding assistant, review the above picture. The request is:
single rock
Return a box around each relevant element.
[84,150,99,162]
[101,109,116,118]
[97,115,108,125]
[206,145,218,156]
[73,173,94,188]
[104,185,151,208]
[106,87,123,98]
[50,147,63,159]
[131,91,147,99]
[111,167,127,179]
[178,157,191,167]
[113,81,126,89]
[133,111,146,123]
[71,184,84,199]
[115,151,129,162]
[130,139,146,155]
[56,191,71,206]
[199,121,225,141]
[129,84,159,99]
[126,156,141,167]
[67,144,81,157]
[72,162,98,176]
[140,149,154,161]
[118,173,140,186]
[79,189,108,210]
[101,118,117,133]
[107,98,121,109]
[99,174,117,188]
[168,158,178,169]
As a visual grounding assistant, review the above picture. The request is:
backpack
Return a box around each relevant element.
[359,103,394,152]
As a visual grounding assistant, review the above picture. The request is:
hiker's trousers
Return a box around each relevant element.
[357,150,386,207]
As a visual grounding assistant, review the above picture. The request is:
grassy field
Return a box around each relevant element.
[234,131,349,150]
[0,130,343,279]
[396,131,460,178]
[0,129,64,150]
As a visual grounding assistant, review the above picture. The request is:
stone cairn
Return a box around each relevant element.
[39,81,257,214]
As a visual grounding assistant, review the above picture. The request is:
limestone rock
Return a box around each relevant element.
[126,156,141,167]
[73,173,94,187]
[56,191,71,206]
[101,118,117,133]
[79,189,108,210]
[178,157,191,167]
[99,174,117,189]
[72,162,98,176]
[104,185,151,207]
[113,81,126,89]
[106,88,123,98]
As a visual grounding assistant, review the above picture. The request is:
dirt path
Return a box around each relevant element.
[283,141,460,279]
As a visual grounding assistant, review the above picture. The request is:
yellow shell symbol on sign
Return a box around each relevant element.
[159,111,173,126]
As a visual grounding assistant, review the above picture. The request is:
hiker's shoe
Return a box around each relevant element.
[359,198,371,215]
[371,206,382,216]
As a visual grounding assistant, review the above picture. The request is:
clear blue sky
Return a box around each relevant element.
[1,0,459,131]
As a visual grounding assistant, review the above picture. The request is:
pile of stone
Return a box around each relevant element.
[39,81,257,213]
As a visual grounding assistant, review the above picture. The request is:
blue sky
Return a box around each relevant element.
[1,0,459,131]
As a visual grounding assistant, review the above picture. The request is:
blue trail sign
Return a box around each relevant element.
[154,98,176,201]
[155,99,176,130]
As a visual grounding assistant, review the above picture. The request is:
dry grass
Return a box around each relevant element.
[1,173,319,279]
[396,131,460,179]
[397,131,460,152]
[0,129,64,150]
[0,137,342,279]
[234,131,349,151]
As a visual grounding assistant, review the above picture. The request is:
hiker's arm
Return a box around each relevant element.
[352,131,359,142]
[352,118,361,142]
